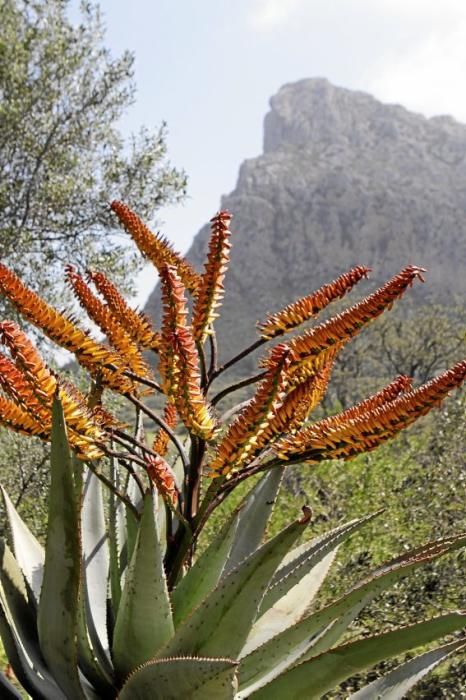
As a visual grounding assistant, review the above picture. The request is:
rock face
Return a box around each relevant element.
[145,78,466,370]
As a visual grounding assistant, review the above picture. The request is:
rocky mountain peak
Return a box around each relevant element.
[145,78,466,370]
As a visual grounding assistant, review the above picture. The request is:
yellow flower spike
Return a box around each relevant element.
[274,361,466,463]
[152,404,177,457]
[159,265,215,439]
[258,265,371,339]
[0,264,136,395]
[87,270,161,351]
[208,344,291,477]
[110,201,201,294]
[192,210,232,343]
[66,265,152,381]
[261,266,425,373]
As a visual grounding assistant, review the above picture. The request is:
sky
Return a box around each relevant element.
[86,0,466,304]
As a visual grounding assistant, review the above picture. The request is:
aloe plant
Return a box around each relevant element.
[0,203,464,697]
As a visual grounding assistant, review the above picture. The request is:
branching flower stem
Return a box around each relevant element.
[210,370,268,406]
[126,393,190,469]
[206,337,267,387]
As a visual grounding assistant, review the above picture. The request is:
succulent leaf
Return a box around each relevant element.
[349,638,466,699]
[171,509,241,626]
[112,492,174,680]
[246,612,466,700]
[222,467,284,576]
[0,485,44,603]
[0,540,66,699]
[238,531,466,691]
[81,468,112,668]
[161,508,311,660]
[37,397,86,699]
[118,656,238,699]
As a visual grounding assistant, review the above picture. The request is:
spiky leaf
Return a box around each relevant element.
[239,532,466,691]
[0,541,65,699]
[37,397,85,699]
[246,613,466,699]
[349,639,466,699]
[162,508,311,660]
[112,492,174,680]
[0,485,44,603]
[118,656,238,699]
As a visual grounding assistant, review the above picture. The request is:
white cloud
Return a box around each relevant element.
[367,9,466,121]
[248,0,303,30]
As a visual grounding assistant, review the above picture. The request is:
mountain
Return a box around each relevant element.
[145,78,466,370]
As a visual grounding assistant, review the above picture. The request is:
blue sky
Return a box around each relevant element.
[87,0,466,303]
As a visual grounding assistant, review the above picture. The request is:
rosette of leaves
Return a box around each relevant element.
[0,203,464,698]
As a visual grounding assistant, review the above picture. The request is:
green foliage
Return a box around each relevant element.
[0,0,186,302]
[0,401,465,697]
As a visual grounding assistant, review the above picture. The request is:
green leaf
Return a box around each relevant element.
[349,638,466,699]
[0,485,44,603]
[37,397,86,700]
[118,656,238,699]
[259,511,382,616]
[171,507,241,627]
[223,467,284,575]
[81,466,111,660]
[247,612,466,699]
[112,491,174,680]
[162,508,311,660]
[239,531,466,691]
[0,540,65,699]
[241,549,337,658]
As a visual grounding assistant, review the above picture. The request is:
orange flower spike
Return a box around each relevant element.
[0,264,135,394]
[275,361,466,462]
[66,265,151,380]
[159,265,215,439]
[263,266,425,372]
[264,361,334,441]
[0,323,108,455]
[208,345,291,477]
[152,403,177,457]
[325,374,413,428]
[87,270,161,351]
[158,264,188,397]
[192,211,233,343]
[0,396,50,439]
[0,353,52,424]
[110,201,201,294]
[0,321,56,401]
[145,454,179,509]
[259,265,371,339]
